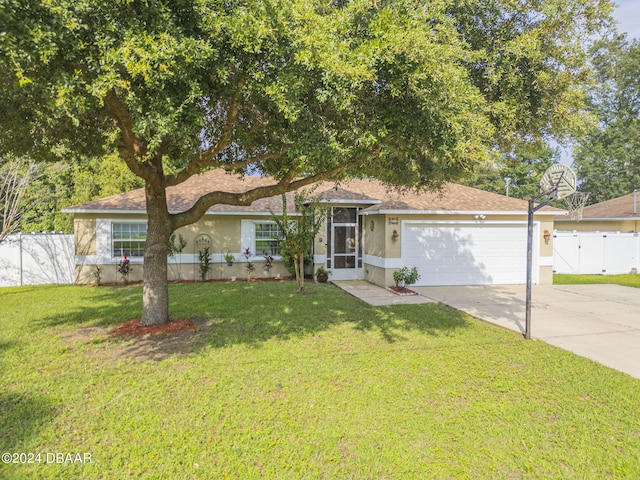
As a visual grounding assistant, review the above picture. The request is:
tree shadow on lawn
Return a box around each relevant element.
[32,282,472,361]
[28,285,144,330]
[0,340,16,354]
[352,304,470,343]
[0,391,58,465]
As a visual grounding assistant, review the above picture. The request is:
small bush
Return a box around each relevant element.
[393,266,420,289]
[198,247,212,281]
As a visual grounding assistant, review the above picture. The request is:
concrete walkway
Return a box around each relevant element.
[332,280,435,306]
[332,280,640,380]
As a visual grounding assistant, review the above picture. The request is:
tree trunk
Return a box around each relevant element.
[141,181,172,326]
[296,252,305,292]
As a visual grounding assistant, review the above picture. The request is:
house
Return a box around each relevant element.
[555,191,640,233]
[553,191,640,275]
[62,169,560,287]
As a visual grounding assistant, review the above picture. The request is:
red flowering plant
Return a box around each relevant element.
[117,253,133,284]
[243,247,255,280]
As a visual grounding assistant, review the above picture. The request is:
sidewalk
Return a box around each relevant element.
[332,280,435,306]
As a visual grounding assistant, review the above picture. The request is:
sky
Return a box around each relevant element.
[557,0,639,166]
[612,0,640,40]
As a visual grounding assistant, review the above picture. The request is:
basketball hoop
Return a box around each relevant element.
[539,164,577,201]
[564,192,590,222]
[525,164,578,340]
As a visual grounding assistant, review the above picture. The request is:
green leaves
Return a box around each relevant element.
[573,35,640,203]
[0,0,613,189]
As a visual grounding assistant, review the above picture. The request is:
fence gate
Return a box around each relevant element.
[553,231,639,275]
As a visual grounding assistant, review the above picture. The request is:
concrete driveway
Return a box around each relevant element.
[413,284,640,380]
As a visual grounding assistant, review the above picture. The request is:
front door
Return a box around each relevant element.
[328,207,362,280]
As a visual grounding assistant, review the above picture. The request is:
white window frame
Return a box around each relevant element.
[241,220,283,259]
[89,219,148,263]
[111,221,148,258]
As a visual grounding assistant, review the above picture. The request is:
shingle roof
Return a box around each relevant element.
[64,169,561,215]
[561,191,640,220]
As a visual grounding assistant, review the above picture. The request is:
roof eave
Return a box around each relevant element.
[360,209,564,216]
[62,208,301,216]
[61,208,146,215]
[556,216,640,221]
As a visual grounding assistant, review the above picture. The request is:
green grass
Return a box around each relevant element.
[1,282,640,479]
[554,273,640,288]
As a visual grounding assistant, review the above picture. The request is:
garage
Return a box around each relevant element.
[401,222,530,286]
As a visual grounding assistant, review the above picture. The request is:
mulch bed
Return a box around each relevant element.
[113,318,196,339]
[97,276,295,287]
[388,286,418,296]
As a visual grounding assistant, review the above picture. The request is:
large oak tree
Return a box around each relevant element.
[573,35,640,203]
[0,0,611,324]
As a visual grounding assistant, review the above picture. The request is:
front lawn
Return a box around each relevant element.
[1,282,640,479]
[554,273,640,288]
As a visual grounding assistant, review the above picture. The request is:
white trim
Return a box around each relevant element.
[538,256,554,267]
[63,208,301,217]
[200,211,301,217]
[363,254,403,269]
[240,220,255,253]
[360,209,562,216]
[313,254,327,264]
[65,207,562,217]
[96,219,113,261]
[75,255,145,265]
[62,208,146,215]
[326,206,364,280]
[316,199,381,205]
[556,217,640,222]
[240,219,284,257]
[402,219,529,226]
[76,255,98,265]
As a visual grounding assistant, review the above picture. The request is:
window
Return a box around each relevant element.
[112,223,147,257]
[255,222,282,256]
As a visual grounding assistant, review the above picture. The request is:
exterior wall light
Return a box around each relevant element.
[391,230,399,241]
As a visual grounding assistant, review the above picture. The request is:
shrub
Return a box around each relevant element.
[393,266,420,289]
[198,247,212,281]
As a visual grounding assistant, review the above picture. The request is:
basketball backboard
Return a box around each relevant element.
[540,164,576,200]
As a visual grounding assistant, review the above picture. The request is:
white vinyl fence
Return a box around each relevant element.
[553,231,640,275]
[0,233,75,287]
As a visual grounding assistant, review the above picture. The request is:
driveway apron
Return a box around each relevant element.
[413,284,640,380]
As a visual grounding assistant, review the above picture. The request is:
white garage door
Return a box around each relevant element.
[402,223,529,286]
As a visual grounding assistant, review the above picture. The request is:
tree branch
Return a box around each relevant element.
[103,90,152,181]
[164,148,288,187]
[165,85,244,186]
[170,160,364,231]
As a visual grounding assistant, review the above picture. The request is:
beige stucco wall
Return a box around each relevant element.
[362,212,555,287]
[364,264,390,287]
[538,217,555,259]
[174,217,241,254]
[77,262,291,285]
[74,215,97,256]
[73,213,293,284]
[363,215,387,258]
[555,219,639,233]
[74,209,555,286]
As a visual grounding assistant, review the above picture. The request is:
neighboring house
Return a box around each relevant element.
[62,169,560,287]
[553,191,640,275]
[555,191,640,233]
